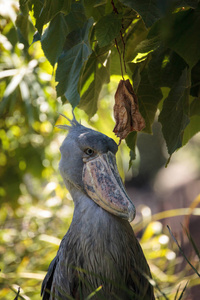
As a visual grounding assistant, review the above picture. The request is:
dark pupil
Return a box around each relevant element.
[86,148,93,155]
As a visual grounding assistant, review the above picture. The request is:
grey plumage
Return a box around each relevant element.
[41,115,155,300]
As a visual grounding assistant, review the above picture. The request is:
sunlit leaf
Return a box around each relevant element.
[130,36,160,63]
[79,48,110,116]
[31,0,71,34]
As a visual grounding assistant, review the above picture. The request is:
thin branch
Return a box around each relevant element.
[115,38,124,80]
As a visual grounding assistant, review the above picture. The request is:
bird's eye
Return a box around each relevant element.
[84,148,94,156]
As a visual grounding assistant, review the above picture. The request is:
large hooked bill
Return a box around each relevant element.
[82,151,135,222]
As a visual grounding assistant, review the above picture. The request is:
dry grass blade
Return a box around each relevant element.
[177,281,188,300]
[174,283,181,300]
[183,225,200,261]
[167,225,200,277]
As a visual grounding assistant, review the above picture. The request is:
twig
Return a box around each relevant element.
[111,0,127,78]
[115,38,124,80]
[120,30,127,73]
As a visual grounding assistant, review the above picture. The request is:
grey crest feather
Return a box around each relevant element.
[55,112,80,131]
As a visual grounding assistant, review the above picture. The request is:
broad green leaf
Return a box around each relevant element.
[41,14,68,67]
[35,0,71,34]
[29,0,44,34]
[137,71,163,133]
[125,20,148,63]
[119,0,163,27]
[158,68,190,155]
[148,46,187,88]
[83,0,105,21]
[166,6,200,68]
[78,49,110,117]
[56,19,93,107]
[19,0,29,15]
[64,2,88,33]
[95,13,122,47]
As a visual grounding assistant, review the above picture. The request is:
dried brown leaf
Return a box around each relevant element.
[113,79,145,142]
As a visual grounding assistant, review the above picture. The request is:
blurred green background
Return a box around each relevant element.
[0,1,200,299]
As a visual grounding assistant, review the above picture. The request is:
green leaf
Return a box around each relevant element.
[64,2,88,33]
[125,20,148,63]
[137,71,163,133]
[148,46,187,88]
[125,132,137,168]
[166,6,200,68]
[19,0,30,15]
[36,0,71,34]
[83,0,105,21]
[130,36,160,63]
[28,0,71,35]
[78,49,110,117]
[119,0,163,27]
[95,13,122,47]
[56,19,93,107]
[30,0,45,34]
[41,14,68,66]
[61,0,72,14]
[159,68,190,155]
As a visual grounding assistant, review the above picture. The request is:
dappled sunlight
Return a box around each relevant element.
[1,1,200,299]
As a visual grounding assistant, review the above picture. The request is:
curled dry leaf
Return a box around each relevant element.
[113,79,145,142]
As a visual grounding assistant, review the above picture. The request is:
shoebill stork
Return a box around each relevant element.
[41,114,155,300]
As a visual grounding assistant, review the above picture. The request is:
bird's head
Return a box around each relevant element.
[57,113,135,222]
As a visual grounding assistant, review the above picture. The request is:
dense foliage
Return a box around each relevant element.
[14,0,200,161]
[1,0,200,299]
